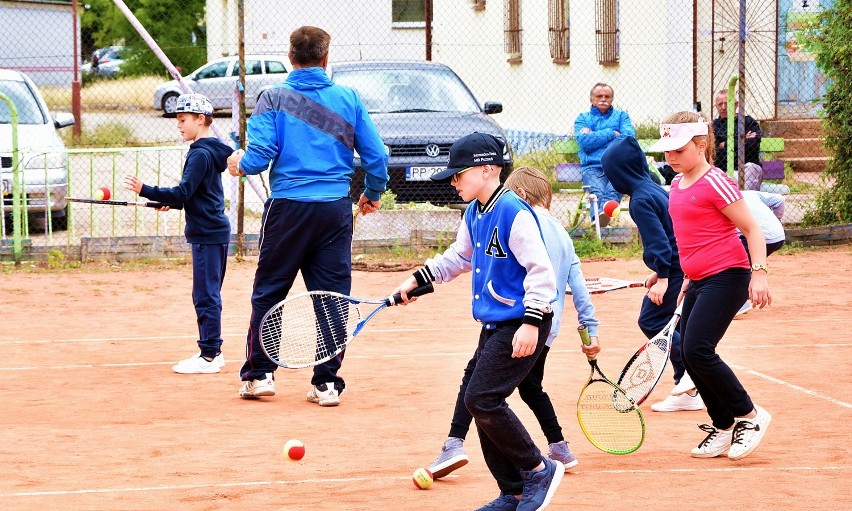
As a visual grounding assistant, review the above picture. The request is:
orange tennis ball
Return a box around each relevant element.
[412,467,433,489]
[96,187,111,201]
[603,199,621,218]
[283,439,305,461]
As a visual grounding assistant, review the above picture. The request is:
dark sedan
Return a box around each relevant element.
[330,60,513,204]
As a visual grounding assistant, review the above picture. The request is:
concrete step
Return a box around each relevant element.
[781,137,827,159]
[787,156,830,174]
[762,118,823,138]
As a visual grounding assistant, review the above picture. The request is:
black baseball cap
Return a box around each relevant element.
[431,132,505,183]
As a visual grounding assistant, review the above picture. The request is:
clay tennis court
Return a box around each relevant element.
[1,246,850,510]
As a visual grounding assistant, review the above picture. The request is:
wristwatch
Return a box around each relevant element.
[751,264,769,274]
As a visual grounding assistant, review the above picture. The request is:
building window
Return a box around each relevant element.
[595,0,619,65]
[504,0,522,63]
[393,0,425,28]
[548,0,570,64]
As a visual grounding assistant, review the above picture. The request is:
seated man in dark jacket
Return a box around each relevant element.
[712,89,763,190]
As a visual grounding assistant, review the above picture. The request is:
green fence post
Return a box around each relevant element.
[726,75,737,181]
[0,92,23,265]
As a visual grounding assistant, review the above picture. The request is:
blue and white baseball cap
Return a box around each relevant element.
[175,93,214,116]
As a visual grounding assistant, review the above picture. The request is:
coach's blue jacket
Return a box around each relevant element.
[574,106,635,169]
[239,67,389,202]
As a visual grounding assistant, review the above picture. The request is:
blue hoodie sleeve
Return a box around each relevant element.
[630,197,675,278]
[139,150,207,204]
[565,252,599,337]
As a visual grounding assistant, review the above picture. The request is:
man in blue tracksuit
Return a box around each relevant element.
[574,83,635,226]
[228,26,389,406]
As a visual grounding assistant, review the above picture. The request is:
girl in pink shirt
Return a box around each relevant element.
[648,111,772,461]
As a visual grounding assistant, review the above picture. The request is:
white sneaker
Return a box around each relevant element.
[671,374,697,396]
[307,383,340,407]
[735,301,753,318]
[728,405,772,460]
[239,373,275,398]
[691,424,733,458]
[172,353,222,374]
[651,391,704,412]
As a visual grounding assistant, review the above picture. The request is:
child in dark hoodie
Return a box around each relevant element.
[601,136,703,412]
[124,93,233,375]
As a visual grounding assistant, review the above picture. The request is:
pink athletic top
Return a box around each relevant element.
[668,167,750,280]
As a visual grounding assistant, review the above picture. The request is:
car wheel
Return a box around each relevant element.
[162,92,179,115]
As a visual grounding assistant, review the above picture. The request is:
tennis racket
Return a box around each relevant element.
[616,302,683,406]
[260,283,434,369]
[568,277,644,295]
[67,197,183,210]
[576,324,646,455]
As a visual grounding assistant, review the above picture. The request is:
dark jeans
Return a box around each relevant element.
[191,242,228,359]
[638,271,685,385]
[680,269,754,430]
[464,318,552,495]
[239,198,352,388]
[448,346,564,445]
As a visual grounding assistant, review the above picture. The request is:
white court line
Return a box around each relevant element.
[1,465,848,498]
[729,363,852,409]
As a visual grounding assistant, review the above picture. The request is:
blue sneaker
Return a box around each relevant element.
[518,457,564,511]
[475,493,520,511]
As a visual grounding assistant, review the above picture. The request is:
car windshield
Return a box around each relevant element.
[333,67,481,114]
[0,80,47,125]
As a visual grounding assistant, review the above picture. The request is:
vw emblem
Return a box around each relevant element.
[425,143,440,158]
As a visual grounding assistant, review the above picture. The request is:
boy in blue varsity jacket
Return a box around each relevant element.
[124,93,233,375]
[393,133,564,511]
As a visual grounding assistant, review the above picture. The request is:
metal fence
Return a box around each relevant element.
[0,0,836,260]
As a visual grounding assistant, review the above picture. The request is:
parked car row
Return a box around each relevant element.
[0,68,74,230]
[81,46,128,77]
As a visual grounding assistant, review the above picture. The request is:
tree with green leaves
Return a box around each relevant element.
[81,0,206,78]
[803,1,852,226]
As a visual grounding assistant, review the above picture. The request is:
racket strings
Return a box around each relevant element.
[260,294,360,368]
[619,340,669,403]
[577,382,644,454]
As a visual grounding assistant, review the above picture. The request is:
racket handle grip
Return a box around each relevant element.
[390,282,435,305]
[147,202,184,210]
[577,324,591,346]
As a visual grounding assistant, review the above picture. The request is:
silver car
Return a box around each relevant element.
[1,69,74,231]
[153,54,292,115]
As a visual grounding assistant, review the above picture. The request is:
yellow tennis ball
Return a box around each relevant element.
[283,439,305,461]
[412,467,433,489]
[95,188,105,200]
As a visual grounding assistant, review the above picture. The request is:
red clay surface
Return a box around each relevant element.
[1,246,850,510]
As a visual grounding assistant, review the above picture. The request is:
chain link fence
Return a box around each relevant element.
[0,0,836,260]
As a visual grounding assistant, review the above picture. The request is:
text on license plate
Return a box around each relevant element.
[406,166,446,181]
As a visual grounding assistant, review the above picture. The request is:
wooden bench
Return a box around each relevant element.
[553,137,786,182]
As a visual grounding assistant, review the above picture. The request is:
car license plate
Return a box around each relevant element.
[1,179,9,196]
[406,166,446,181]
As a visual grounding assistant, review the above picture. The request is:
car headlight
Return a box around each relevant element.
[26,152,68,170]
[352,144,390,163]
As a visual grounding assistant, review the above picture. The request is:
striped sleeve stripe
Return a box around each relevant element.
[412,266,435,287]
[705,169,740,204]
[522,307,545,327]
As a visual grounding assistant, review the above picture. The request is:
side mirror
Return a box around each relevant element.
[54,112,75,129]
[483,102,503,114]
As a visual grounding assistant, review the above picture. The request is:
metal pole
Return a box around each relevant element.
[726,75,737,180]
[0,94,22,265]
[424,0,433,61]
[736,0,746,189]
[71,0,82,141]
[236,0,246,260]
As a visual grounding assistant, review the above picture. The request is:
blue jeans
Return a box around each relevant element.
[581,165,622,218]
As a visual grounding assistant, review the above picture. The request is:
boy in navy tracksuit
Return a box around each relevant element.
[124,93,233,374]
[394,133,564,511]
[601,136,703,411]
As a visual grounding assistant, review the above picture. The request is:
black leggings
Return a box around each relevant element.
[680,269,755,430]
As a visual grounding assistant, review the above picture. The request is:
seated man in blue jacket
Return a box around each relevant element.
[574,83,635,227]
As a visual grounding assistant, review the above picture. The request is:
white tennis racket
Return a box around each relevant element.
[616,302,683,405]
[260,283,434,369]
[568,277,644,295]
